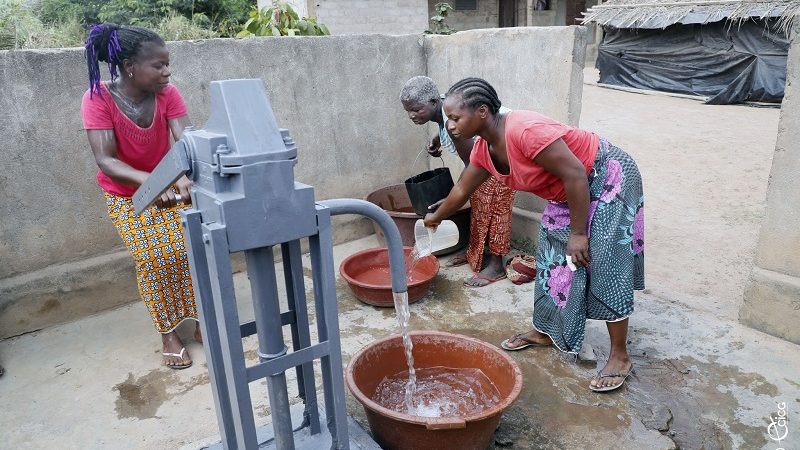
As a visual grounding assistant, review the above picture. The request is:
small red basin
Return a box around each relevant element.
[339,247,439,307]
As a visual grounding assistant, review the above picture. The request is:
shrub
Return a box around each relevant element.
[425,2,457,35]
[237,1,329,37]
[154,12,219,40]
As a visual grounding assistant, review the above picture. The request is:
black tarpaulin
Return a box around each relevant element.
[596,19,790,104]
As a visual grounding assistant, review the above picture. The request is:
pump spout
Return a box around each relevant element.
[317,199,408,294]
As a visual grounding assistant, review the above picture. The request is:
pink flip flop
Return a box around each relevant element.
[463,272,506,288]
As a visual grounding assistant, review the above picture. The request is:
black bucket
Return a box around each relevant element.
[404,160,454,216]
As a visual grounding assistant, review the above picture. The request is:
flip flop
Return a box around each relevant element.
[500,333,551,351]
[447,253,469,267]
[589,366,635,392]
[163,347,193,370]
[463,272,506,288]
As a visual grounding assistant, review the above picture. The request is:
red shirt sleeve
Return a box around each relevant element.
[518,123,566,160]
[80,89,113,130]
[164,84,188,120]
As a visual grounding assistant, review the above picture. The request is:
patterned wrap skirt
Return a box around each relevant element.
[467,177,516,272]
[105,194,198,333]
[533,139,644,353]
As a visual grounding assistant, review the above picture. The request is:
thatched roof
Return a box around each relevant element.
[583,0,800,31]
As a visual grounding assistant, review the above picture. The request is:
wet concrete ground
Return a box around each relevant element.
[1,235,798,449]
[1,80,797,449]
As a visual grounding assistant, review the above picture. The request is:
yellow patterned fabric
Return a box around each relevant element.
[105,193,197,333]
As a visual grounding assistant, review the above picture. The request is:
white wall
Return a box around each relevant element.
[315,0,430,34]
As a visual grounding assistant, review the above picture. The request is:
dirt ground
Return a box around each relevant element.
[0,71,796,450]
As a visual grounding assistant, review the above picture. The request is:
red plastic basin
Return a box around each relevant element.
[339,247,439,307]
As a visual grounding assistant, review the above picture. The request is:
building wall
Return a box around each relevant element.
[429,0,500,31]
[740,27,800,344]
[314,0,430,34]
[0,27,588,338]
[524,0,566,26]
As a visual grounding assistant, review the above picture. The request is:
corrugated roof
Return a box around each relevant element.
[582,0,800,30]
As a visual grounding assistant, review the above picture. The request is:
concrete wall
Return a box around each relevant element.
[740,27,800,344]
[0,27,587,338]
[315,0,430,35]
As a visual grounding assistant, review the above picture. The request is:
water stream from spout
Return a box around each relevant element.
[393,226,434,409]
[392,291,416,410]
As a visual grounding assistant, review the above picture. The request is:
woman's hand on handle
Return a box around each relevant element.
[154,176,192,209]
[427,135,442,157]
[155,189,178,209]
[423,213,441,231]
[175,175,193,204]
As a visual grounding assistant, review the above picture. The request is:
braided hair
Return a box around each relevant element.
[445,77,502,115]
[84,23,164,98]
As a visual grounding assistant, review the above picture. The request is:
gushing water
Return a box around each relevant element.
[373,366,502,417]
[392,291,416,410]
[407,227,433,275]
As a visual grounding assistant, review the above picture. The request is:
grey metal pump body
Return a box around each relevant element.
[133,79,408,449]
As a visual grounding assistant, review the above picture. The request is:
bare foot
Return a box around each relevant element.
[447,250,468,267]
[162,331,192,369]
[590,354,632,391]
[464,254,506,287]
[501,329,552,350]
[194,322,203,344]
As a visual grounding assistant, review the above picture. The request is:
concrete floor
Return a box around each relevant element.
[2,78,798,450]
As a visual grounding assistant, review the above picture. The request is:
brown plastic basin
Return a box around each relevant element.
[339,247,439,307]
[364,184,471,256]
[346,331,523,450]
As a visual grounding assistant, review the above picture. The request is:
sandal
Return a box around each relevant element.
[589,366,634,392]
[500,333,551,351]
[163,347,193,370]
[464,272,506,288]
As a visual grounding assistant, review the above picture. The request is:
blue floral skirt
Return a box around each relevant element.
[533,139,644,353]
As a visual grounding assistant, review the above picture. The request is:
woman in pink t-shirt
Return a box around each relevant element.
[81,23,199,369]
[425,78,645,392]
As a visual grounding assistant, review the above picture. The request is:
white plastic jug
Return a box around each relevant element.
[413,219,460,257]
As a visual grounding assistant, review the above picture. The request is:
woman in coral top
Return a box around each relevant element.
[425,78,645,392]
[81,23,200,369]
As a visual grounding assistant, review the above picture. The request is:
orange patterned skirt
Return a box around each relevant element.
[466,177,515,272]
[105,193,198,333]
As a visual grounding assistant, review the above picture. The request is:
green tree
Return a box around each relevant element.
[237,1,329,37]
[38,0,108,26]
